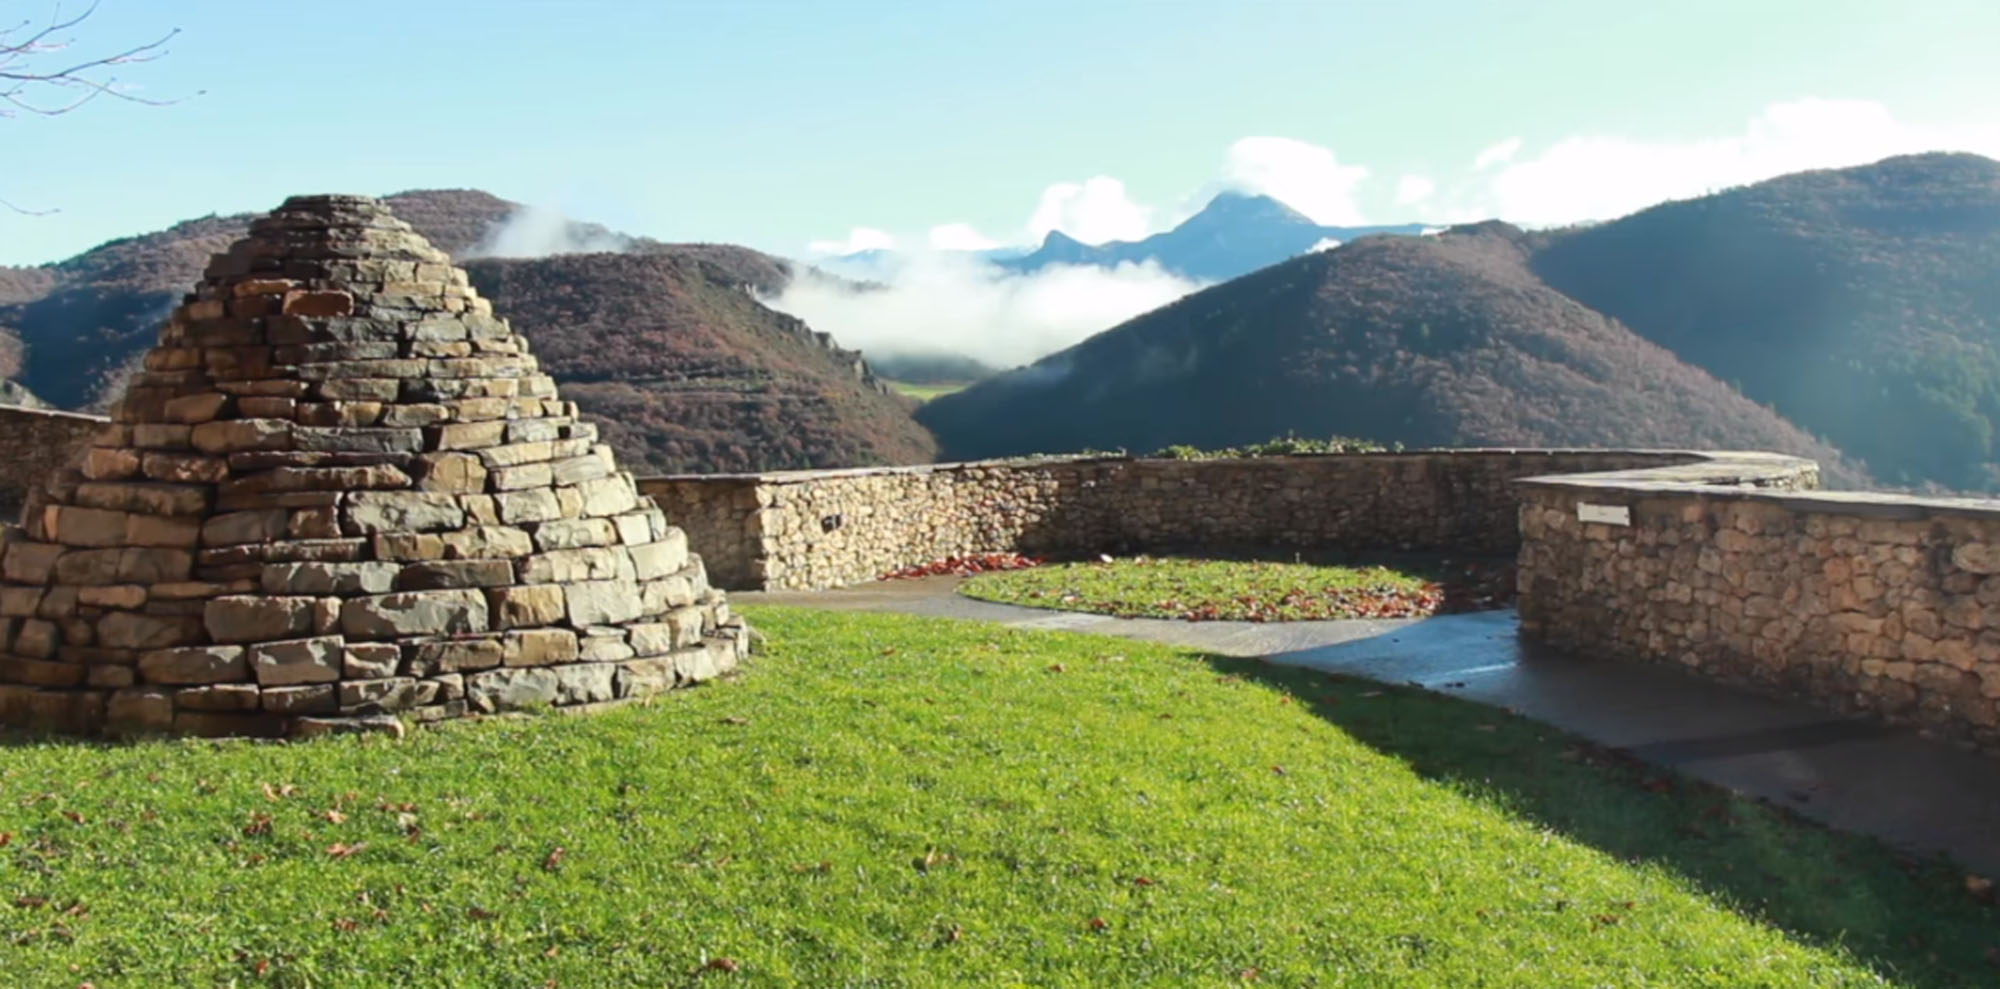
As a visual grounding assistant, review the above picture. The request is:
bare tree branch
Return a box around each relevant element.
[0,2,185,119]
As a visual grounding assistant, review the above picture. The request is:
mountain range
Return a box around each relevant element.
[8,153,2000,490]
[834,190,1431,283]
[923,153,2000,492]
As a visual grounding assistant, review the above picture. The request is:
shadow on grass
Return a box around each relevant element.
[1202,649,2000,987]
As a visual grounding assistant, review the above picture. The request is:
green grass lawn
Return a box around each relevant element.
[0,606,1992,986]
[884,379,972,402]
[960,555,1511,620]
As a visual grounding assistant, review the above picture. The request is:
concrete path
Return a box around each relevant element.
[741,576,2000,876]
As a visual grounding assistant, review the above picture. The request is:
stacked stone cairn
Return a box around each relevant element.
[0,195,749,739]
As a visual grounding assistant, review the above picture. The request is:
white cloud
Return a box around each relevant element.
[1472,137,1523,171]
[1471,99,2000,226]
[1216,136,1370,225]
[1308,238,1343,253]
[806,226,897,256]
[1393,175,1435,206]
[1025,176,1155,245]
[928,222,1000,251]
[469,204,631,259]
[762,252,1205,369]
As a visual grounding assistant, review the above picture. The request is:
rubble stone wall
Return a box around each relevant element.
[0,406,108,519]
[637,450,1704,590]
[1516,455,2000,753]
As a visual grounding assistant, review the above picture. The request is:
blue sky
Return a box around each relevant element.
[6,0,2000,265]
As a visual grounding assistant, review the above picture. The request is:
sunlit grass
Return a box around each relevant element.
[0,606,1989,985]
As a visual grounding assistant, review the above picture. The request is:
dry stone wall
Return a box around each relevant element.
[639,450,1698,590]
[1515,454,2000,753]
[0,406,107,518]
[0,195,748,740]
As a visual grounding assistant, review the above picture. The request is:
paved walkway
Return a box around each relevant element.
[741,576,2000,876]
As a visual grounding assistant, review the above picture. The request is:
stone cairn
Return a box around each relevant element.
[0,195,749,738]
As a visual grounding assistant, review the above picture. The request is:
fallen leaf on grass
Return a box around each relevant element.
[1047,664,1066,673]
[326,842,367,859]
[243,813,272,837]
[260,783,298,801]
[718,716,749,726]
[1086,917,1109,931]
[542,847,567,872]
[1132,876,1156,887]
[323,810,347,824]
[703,956,741,973]
[1968,874,1995,903]
[468,906,499,920]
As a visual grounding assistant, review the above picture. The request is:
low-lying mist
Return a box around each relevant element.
[760,253,1206,372]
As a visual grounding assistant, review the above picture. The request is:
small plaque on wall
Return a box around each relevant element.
[1577,503,1631,526]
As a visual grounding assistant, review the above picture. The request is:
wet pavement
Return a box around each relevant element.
[742,575,2000,876]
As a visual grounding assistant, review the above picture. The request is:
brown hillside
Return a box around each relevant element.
[920,222,1862,483]
[462,252,936,474]
[0,190,931,474]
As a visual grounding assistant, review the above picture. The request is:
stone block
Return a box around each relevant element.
[13,617,58,656]
[502,628,578,667]
[395,560,514,590]
[572,476,637,517]
[554,662,615,704]
[126,513,203,548]
[343,642,401,678]
[249,635,343,686]
[340,589,488,638]
[98,612,204,651]
[534,518,617,551]
[466,667,558,712]
[48,505,129,547]
[565,580,642,626]
[290,714,408,740]
[441,526,534,559]
[628,533,689,581]
[205,595,318,642]
[80,447,141,480]
[105,687,175,733]
[578,630,634,662]
[1,541,64,584]
[190,418,293,454]
[260,561,399,595]
[0,655,84,687]
[162,392,229,423]
[87,663,135,688]
[263,683,337,714]
[521,547,631,583]
[344,492,465,533]
[340,677,423,713]
[626,622,675,657]
[490,462,552,491]
[495,488,562,524]
[413,451,487,493]
[407,636,504,674]
[488,583,564,629]
[175,683,262,712]
[434,420,506,450]
[614,657,676,699]
[137,644,247,685]
[203,509,289,546]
